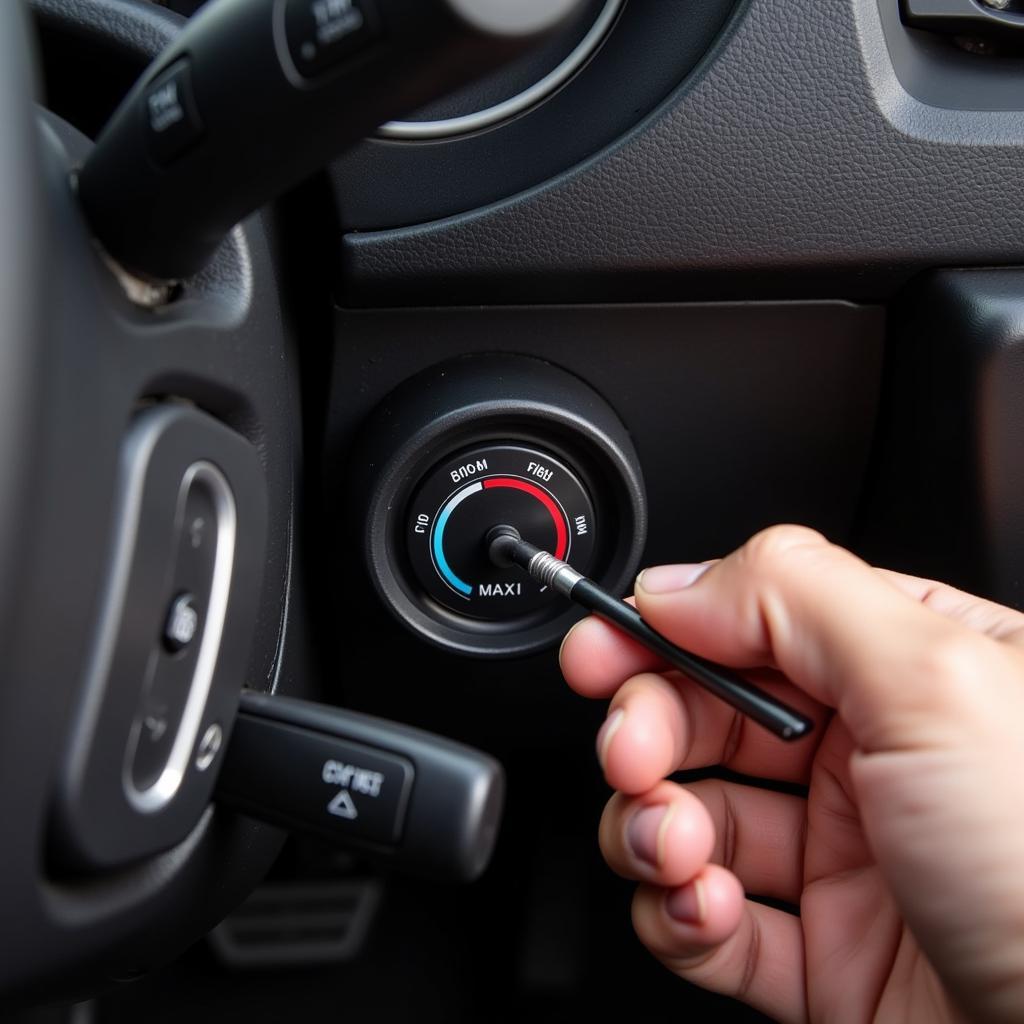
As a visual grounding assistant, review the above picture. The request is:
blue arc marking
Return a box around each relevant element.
[432,482,482,596]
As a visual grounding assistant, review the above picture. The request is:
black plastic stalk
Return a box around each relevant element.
[488,528,813,742]
[77,0,583,282]
[216,692,505,882]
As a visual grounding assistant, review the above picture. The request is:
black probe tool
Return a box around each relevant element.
[487,527,813,742]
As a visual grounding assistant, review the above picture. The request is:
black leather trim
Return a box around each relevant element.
[30,0,182,66]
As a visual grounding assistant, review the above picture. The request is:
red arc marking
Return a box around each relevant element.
[482,478,568,560]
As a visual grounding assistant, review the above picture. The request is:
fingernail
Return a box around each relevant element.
[596,708,625,771]
[557,619,584,669]
[636,564,711,595]
[665,879,708,926]
[626,804,673,867]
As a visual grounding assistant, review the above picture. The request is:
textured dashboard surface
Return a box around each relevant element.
[343,0,1024,305]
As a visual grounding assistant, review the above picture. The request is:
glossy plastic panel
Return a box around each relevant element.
[860,270,1024,607]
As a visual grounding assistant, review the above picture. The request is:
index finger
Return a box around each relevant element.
[634,526,1019,754]
[559,613,666,698]
[876,568,1024,645]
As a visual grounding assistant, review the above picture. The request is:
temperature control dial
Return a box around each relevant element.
[407,445,595,620]
[357,354,647,657]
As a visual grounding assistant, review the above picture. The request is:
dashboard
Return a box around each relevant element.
[7,0,1024,1020]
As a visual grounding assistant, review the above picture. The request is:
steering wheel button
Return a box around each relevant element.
[164,593,199,653]
[145,58,204,165]
[131,698,178,793]
[50,406,268,871]
[284,0,383,81]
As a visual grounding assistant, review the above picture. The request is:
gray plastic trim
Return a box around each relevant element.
[124,462,237,815]
[378,0,622,139]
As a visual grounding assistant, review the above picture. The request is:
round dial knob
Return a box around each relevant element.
[357,354,646,656]
[407,444,596,620]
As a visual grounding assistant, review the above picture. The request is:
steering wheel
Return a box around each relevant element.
[0,1,298,1002]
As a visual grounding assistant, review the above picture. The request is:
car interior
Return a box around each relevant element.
[5,0,1024,1020]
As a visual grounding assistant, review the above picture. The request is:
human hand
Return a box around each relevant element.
[560,526,1024,1023]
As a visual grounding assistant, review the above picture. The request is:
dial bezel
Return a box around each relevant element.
[406,443,597,620]
[357,355,647,658]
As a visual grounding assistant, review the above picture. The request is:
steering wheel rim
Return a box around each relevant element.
[0,1,306,1003]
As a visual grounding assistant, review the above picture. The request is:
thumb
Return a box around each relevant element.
[633,525,1018,754]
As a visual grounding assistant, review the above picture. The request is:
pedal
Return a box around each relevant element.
[208,877,381,968]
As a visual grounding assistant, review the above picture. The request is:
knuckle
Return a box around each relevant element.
[739,525,828,579]
[914,629,987,711]
[717,785,739,871]
[734,913,762,1001]
[662,943,723,977]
